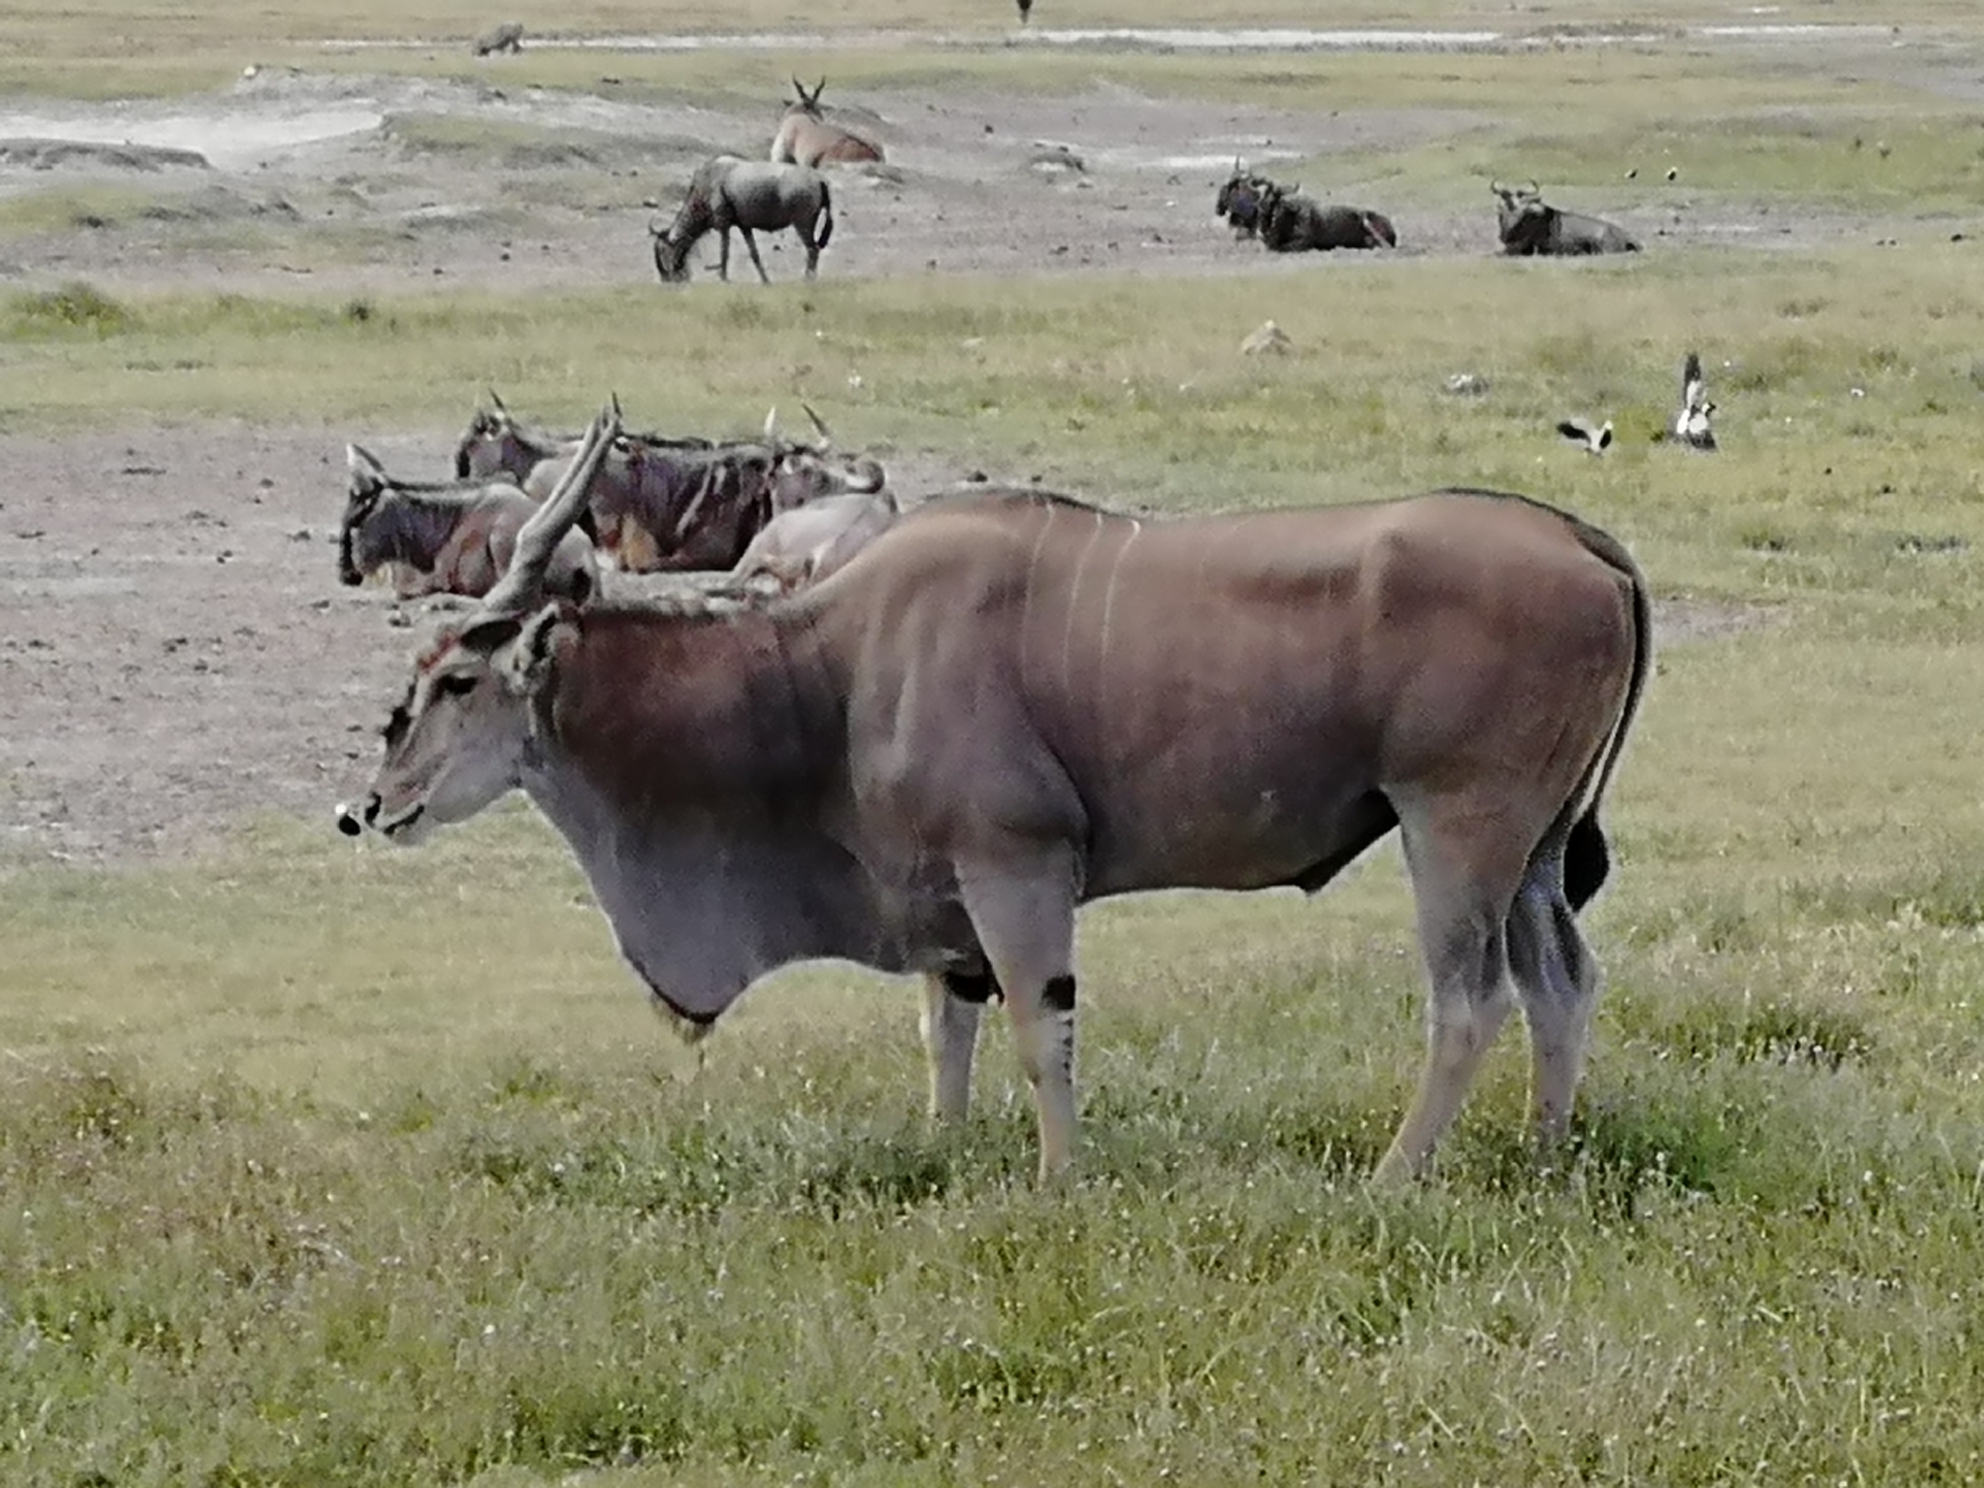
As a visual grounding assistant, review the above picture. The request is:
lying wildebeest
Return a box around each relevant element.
[340,392,1651,1188]
[1215,159,1277,239]
[770,77,886,167]
[472,21,523,56]
[339,445,598,605]
[649,154,835,285]
[560,405,883,574]
[1255,181,1398,252]
[727,484,903,593]
[1491,179,1640,257]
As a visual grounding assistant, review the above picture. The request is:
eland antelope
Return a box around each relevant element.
[650,155,835,285]
[339,445,598,605]
[339,402,1652,1188]
[770,78,885,168]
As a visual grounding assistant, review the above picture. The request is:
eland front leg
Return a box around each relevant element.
[921,967,991,1123]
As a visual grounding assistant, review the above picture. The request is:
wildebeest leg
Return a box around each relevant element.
[738,227,772,285]
[921,967,994,1122]
[955,850,1080,1182]
[1504,837,1602,1162]
[716,226,731,282]
[801,228,820,280]
[1371,794,1528,1185]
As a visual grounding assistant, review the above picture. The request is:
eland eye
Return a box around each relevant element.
[438,674,478,698]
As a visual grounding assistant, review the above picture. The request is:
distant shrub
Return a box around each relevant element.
[6,279,132,336]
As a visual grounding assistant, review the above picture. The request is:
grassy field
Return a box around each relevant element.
[10,15,1984,1488]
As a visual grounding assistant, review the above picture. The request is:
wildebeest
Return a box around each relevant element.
[1255,181,1398,252]
[339,444,598,605]
[341,394,1652,1187]
[1215,160,1276,239]
[472,21,523,56]
[727,484,902,593]
[560,405,883,574]
[649,154,835,285]
[1491,179,1640,257]
[769,78,885,168]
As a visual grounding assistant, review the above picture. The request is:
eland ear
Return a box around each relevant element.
[495,603,566,695]
[455,613,522,659]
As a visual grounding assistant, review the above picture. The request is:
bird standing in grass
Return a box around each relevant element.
[1557,417,1614,454]
[1671,350,1718,451]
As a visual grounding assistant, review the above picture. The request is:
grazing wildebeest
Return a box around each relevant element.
[472,21,523,56]
[1492,180,1640,257]
[340,393,1652,1187]
[1255,181,1398,252]
[769,78,885,168]
[339,445,598,605]
[1215,160,1277,239]
[727,485,902,593]
[577,406,882,574]
[649,154,835,285]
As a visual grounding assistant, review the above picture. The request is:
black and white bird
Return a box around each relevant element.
[1556,417,1614,454]
[1671,350,1718,451]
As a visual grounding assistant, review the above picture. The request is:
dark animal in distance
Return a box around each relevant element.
[1492,179,1640,257]
[1017,0,1033,20]
[770,78,885,167]
[650,154,835,284]
[1256,181,1398,252]
[339,444,598,605]
[472,22,523,56]
[341,397,1652,1189]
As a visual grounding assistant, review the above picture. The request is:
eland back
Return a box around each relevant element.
[346,450,1650,1187]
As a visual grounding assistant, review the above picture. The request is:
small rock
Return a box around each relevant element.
[1241,320,1292,356]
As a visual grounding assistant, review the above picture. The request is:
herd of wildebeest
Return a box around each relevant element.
[328,64,1709,1188]
[634,76,1646,287]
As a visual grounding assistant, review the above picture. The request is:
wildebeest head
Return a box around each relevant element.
[1215,159,1272,235]
[649,214,695,283]
[452,389,527,479]
[339,400,622,845]
[1490,179,1545,243]
[340,443,392,585]
[766,404,887,510]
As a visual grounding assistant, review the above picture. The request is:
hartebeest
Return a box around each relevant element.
[340,392,1652,1186]
[769,78,885,167]
[339,444,598,604]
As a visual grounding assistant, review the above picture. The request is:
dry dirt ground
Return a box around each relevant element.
[0,49,1866,870]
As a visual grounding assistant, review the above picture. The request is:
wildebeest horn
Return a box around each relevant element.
[763,405,780,444]
[1525,179,1540,198]
[480,394,622,616]
[1490,178,1506,197]
[800,402,834,448]
[346,442,386,478]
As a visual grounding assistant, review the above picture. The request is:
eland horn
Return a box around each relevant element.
[480,394,621,616]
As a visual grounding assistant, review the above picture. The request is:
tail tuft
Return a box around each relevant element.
[1564,810,1611,911]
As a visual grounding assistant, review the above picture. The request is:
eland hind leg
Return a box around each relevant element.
[1371,791,1535,1186]
[1505,827,1605,1163]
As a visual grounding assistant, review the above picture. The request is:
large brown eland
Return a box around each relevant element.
[1492,179,1640,257]
[339,444,598,605]
[338,421,1651,1187]
[650,154,836,285]
[769,77,885,167]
